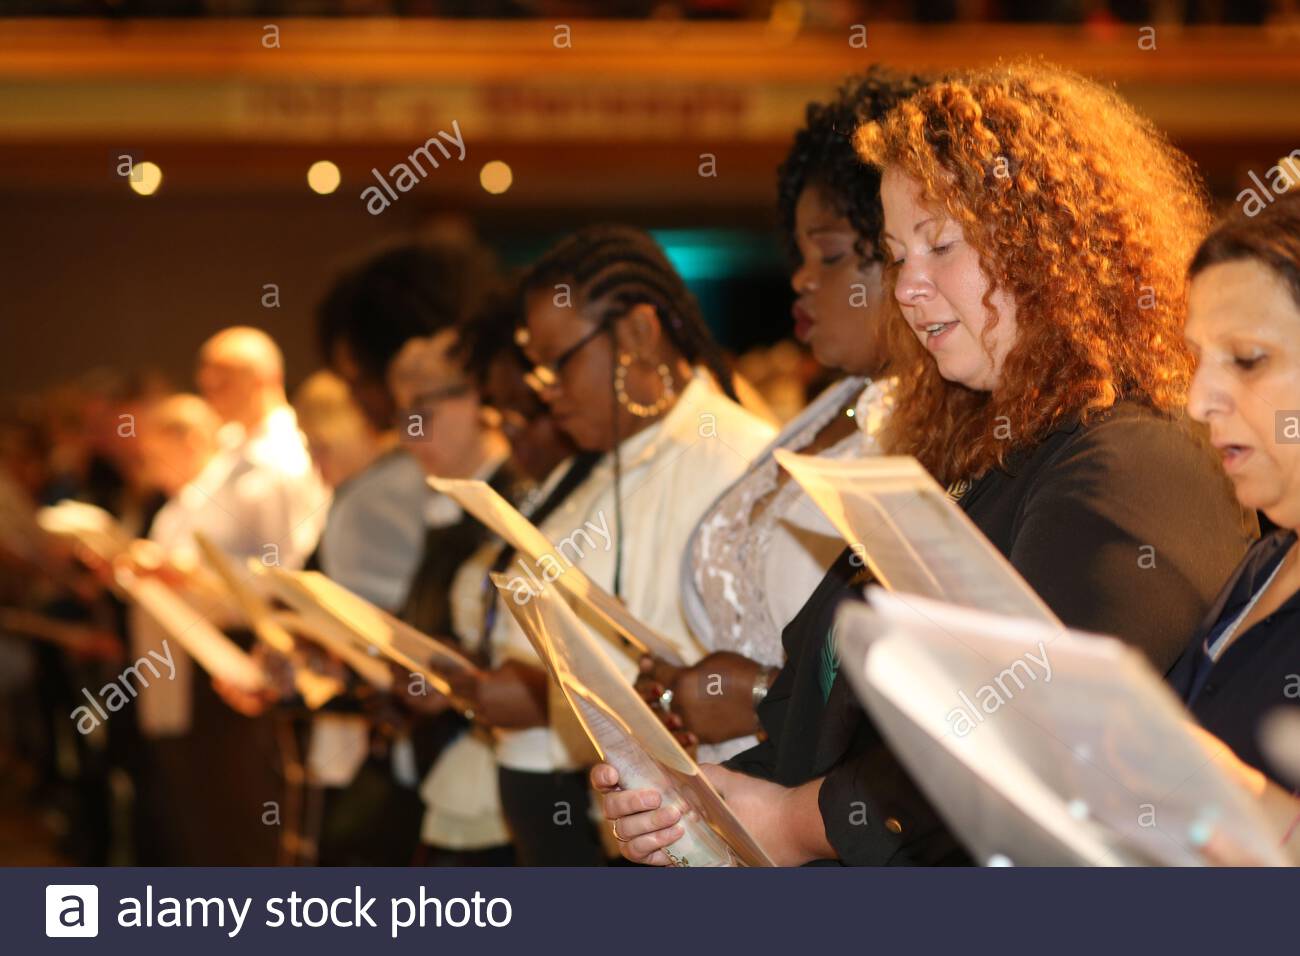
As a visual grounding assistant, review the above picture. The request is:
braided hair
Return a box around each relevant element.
[520,224,737,401]
[522,224,738,598]
[777,67,931,268]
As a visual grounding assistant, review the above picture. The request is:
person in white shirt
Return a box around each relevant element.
[475,225,776,863]
[190,326,329,570]
[128,328,327,864]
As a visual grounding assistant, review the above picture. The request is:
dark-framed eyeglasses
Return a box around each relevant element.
[522,318,611,396]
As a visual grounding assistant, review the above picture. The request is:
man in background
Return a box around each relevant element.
[130,327,327,864]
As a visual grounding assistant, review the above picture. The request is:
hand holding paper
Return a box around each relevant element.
[194,533,344,709]
[492,572,774,867]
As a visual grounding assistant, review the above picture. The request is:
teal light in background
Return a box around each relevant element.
[650,229,783,281]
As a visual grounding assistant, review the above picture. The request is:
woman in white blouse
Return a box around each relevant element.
[467,224,776,864]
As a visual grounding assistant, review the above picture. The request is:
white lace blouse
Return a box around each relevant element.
[681,376,892,669]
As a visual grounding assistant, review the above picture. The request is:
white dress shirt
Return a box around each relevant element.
[132,405,329,737]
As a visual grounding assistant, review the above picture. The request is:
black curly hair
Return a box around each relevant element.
[777,67,931,268]
[316,236,498,383]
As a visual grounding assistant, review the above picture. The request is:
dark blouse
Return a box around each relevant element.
[1167,529,1300,787]
[726,401,1258,865]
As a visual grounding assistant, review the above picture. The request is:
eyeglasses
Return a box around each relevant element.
[522,319,610,396]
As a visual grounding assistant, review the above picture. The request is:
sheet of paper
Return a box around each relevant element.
[430,477,690,666]
[774,451,1058,624]
[115,566,266,694]
[492,572,774,867]
[36,499,133,565]
[193,533,342,709]
[834,589,1289,867]
[261,567,476,702]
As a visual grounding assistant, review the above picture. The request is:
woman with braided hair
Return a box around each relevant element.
[474,224,775,863]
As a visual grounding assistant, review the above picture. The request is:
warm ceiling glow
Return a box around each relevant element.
[129,161,162,196]
[480,160,513,195]
[307,160,341,194]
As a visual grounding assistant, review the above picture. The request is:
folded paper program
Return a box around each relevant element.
[834,590,1290,867]
[260,567,477,707]
[774,450,1059,624]
[492,572,775,867]
[194,532,342,710]
[429,476,690,666]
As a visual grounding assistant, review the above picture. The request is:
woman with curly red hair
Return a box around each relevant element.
[594,62,1258,866]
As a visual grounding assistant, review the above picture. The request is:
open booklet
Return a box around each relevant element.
[114,565,267,694]
[256,566,479,707]
[35,499,134,565]
[833,589,1290,867]
[428,477,690,666]
[35,502,268,691]
[491,571,775,867]
[193,532,345,709]
[774,450,1059,623]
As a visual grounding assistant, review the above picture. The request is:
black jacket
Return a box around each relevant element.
[1168,529,1300,787]
[726,401,1257,865]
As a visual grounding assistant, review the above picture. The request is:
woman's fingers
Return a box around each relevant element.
[589,763,684,864]
[601,786,665,821]
[614,804,682,842]
[590,762,621,792]
[623,823,686,864]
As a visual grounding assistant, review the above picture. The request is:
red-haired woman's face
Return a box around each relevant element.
[790,186,889,376]
[880,169,1018,392]
[1187,259,1300,529]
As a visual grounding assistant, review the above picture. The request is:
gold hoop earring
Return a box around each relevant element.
[614,353,675,418]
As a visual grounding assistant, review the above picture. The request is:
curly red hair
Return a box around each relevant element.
[856,62,1211,485]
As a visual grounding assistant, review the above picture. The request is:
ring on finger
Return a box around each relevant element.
[611,818,627,843]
